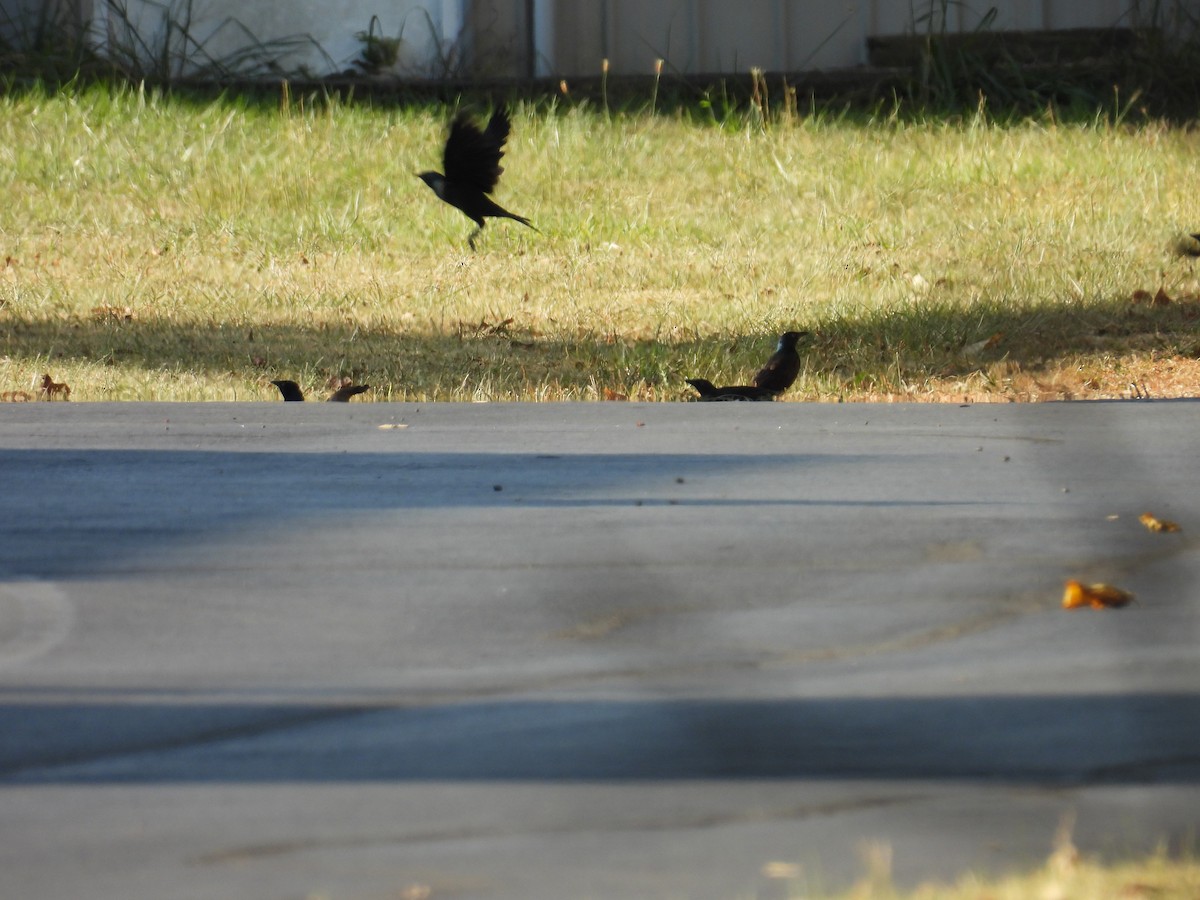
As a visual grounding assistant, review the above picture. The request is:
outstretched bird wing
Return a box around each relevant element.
[327,384,370,402]
[443,107,511,196]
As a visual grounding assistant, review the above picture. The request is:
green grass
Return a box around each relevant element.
[1,83,1198,401]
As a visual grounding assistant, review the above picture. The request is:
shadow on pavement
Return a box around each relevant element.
[0,448,988,579]
[2,692,1197,785]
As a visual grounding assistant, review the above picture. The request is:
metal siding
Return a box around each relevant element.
[1047,0,1134,29]
[38,0,1200,80]
[604,0,696,75]
[786,1,867,69]
[468,0,527,78]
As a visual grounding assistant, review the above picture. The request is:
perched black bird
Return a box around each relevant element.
[271,380,370,402]
[417,106,536,250]
[752,331,809,395]
[685,379,775,402]
[271,379,306,401]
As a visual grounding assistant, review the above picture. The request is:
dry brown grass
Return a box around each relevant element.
[1,85,1198,401]
[754,825,1200,899]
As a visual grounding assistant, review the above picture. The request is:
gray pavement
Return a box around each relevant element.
[0,400,1197,899]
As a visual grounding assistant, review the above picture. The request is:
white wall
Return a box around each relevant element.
[10,0,1199,80]
[84,0,468,78]
[1,0,84,48]
[546,0,1199,77]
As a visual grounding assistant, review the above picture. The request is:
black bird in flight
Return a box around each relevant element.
[417,106,536,250]
[1177,232,1200,256]
[752,331,809,395]
[685,379,775,401]
[271,380,370,402]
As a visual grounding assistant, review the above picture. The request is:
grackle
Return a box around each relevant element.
[685,379,775,401]
[271,380,370,402]
[752,331,809,395]
[417,106,536,250]
[1176,232,1200,257]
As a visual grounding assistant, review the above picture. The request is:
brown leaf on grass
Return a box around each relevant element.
[480,317,514,336]
[761,861,803,879]
[963,332,1004,358]
[38,374,71,400]
[91,304,136,323]
[0,391,34,402]
[1062,579,1134,610]
[602,388,628,401]
[1139,511,1181,533]
[458,317,517,340]
[1131,287,1174,306]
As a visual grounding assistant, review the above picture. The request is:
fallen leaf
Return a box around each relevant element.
[91,304,135,322]
[963,332,1004,358]
[1139,512,1181,533]
[38,374,70,401]
[1119,882,1166,898]
[1062,579,1134,610]
[762,861,803,879]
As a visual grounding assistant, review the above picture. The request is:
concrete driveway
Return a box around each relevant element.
[1,400,1197,899]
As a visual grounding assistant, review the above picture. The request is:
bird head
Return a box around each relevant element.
[416,171,445,198]
[270,379,306,401]
[685,378,717,396]
[778,331,811,350]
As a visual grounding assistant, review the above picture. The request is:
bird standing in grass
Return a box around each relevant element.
[417,106,536,250]
[685,379,775,401]
[271,380,370,402]
[752,331,809,395]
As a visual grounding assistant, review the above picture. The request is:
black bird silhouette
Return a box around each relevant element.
[271,380,370,402]
[752,331,809,395]
[417,107,536,250]
[1177,232,1200,257]
[685,379,775,401]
